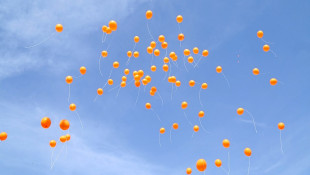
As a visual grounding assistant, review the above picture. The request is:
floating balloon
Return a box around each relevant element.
[145,103,151,109]
[127,51,132,58]
[169,52,176,59]
[215,159,222,167]
[150,41,156,48]
[189,80,195,87]
[196,159,207,172]
[263,44,270,52]
[252,68,259,75]
[244,148,252,157]
[237,108,244,115]
[108,79,114,85]
[109,20,117,31]
[186,168,192,174]
[278,122,285,130]
[198,111,205,118]
[193,47,199,54]
[49,140,56,148]
[59,119,70,130]
[163,57,169,63]
[160,128,165,134]
[163,64,169,72]
[120,81,126,87]
[158,35,165,42]
[184,49,190,56]
[133,51,139,58]
[216,66,222,73]
[69,103,76,111]
[80,66,86,75]
[66,134,71,141]
[102,25,107,33]
[172,123,179,129]
[59,136,67,143]
[97,88,103,95]
[257,30,263,38]
[178,33,184,41]
[161,42,168,49]
[181,101,188,109]
[147,46,153,54]
[122,76,127,82]
[124,69,130,75]
[66,76,73,84]
[113,61,119,68]
[0,132,8,141]
[201,83,208,89]
[55,24,63,32]
[106,27,112,34]
[146,10,153,19]
[134,36,140,43]
[102,50,108,57]
[202,50,209,57]
[223,139,230,148]
[154,49,160,56]
[175,80,181,87]
[193,125,199,132]
[176,15,183,23]
[270,78,278,86]
[188,56,194,63]
[41,117,51,129]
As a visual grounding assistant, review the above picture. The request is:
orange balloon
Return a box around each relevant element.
[102,25,107,33]
[80,66,86,75]
[188,56,194,63]
[97,88,103,95]
[158,35,165,42]
[146,10,153,19]
[216,66,222,73]
[151,86,157,93]
[127,51,132,58]
[160,128,165,134]
[189,80,195,87]
[133,51,139,58]
[134,36,140,43]
[184,49,190,56]
[169,52,176,59]
[124,69,130,75]
[69,103,76,111]
[161,42,168,49]
[109,20,117,31]
[106,27,112,34]
[178,33,184,41]
[122,76,127,82]
[120,81,126,87]
[150,41,156,48]
[198,111,205,118]
[193,47,199,54]
[0,132,7,141]
[172,123,179,130]
[102,50,108,57]
[59,119,70,130]
[55,24,63,32]
[154,49,160,56]
[113,61,119,68]
[193,125,199,132]
[257,30,263,38]
[170,76,176,83]
[108,79,114,85]
[147,46,153,54]
[181,101,188,109]
[50,140,56,148]
[252,68,259,75]
[66,76,73,84]
[263,44,270,52]
[202,50,209,57]
[176,15,183,23]
[278,122,285,130]
[142,79,148,85]
[149,90,155,96]
[151,65,157,72]
[163,57,170,63]
[145,75,151,83]
[138,70,144,77]
[270,78,278,86]
[201,83,208,89]
[186,168,192,174]
[222,139,230,148]
[215,159,222,167]
[66,134,71,141]
[60,135,67,143]
[135,81,141,87]
[244,148,252,157]
[134,75,140,81]
[163,64,169,72]
[196,159,207,172]
[175,80,181,87]
[133,71,138,77]
[237,108,244,115]
[145,103,151,109]
[41,117,51,129]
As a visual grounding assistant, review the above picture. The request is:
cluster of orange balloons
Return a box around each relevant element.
[102,20,118,35]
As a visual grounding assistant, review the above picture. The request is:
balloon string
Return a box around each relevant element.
[183,111,192,126]
[228,151,230,175]
[245,110,258,133]
[93,95,99,102]
[183,55,189,72]
[102,69,113,89]
[170,84,173,101]
[159,133,162,147]
[248,157,251,175]
[25,32,56,48]
[270,50,278,58]
[116,87,121,98]
[169,61,172,76]
[280,130,284,154]
[199,118,210,134]
[221,73,231,88]
[151,108,161,122]
[221,167,228,174]
[151,53,154,65]
[194,55,203,68]
[198,88,203,107]
[102,33,108,43]
[99,57,104,78]
[74,111,84,129]
[157,91,164,107]
[50,148,55,168]
[146,21,155,41]
[135,86,141,106]
[51,144,65,169]
[191,131,195,138]
[101,32,105,43]
[67,84,71,104]
[260,38,274,44]
[169,127,173,144]
[178,23,182,34]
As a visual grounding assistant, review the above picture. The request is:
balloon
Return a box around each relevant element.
[154,49,160,56]
[135,81,141,87]
[158,35,165,42]
[244,148,252,157]
[150,41,156,48]
[134,36,140,43]
[222,139,230,148]
[151,65,157,72]
[113,61,119,68]
[80,66,86,75]
[69,103,76,111]
[138,70,144,77]
[270,78,277,86]
[0,132,8,141]
[198,111,205,118]
[59,119,70,130]
[66,76,73,84]
[134,75,140,81]
[201,83,208,89]
[263,44,270,52]
[252,68,259,75]
[215,159,222,167]
[169,52,176,59]
[193,47,199,54]
[257,30,263,38]
[173,123,179,129]
[120,81,126,87]
[102,25,107,33]
[163,64,169,72]
[163,57,170,63]
[176,15,183,23]
[202,50,209,57]
[181,101,188,109]
[178,33,184,41]
[109,20,117,31]
[60,135,67,143]
[124,69,130,75]
[122,76,127,82]
[170,76,176,83]
[145,75,151,83]
[41,117,51,129]
[188,56,194,63]
[186,168,192,174]
[278,122,285,130]
[108,79,114,85]
[189,80,195,87]
[184,49,190,56]
[50,140,56,148]
[147,46,153,54]
[196,159,207,172]
[102,50,108,57]
[146,10,153,19]
[145,103,151,109]
[55,24,63,32]
[142,79,148,85]
[133,71,138,77]
[97,88,103,95]
[106,27,112,34]
[216,66,222,73]
[193,125,199,132]
[127,51,132,58]
[161,42,168,49]
[237,108,244,115]
[176,80,181,87]
[133,51,139,58]
[66,134,71,141]
[160,128,165,134]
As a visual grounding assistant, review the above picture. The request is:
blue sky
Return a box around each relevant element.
[0,0,310,174]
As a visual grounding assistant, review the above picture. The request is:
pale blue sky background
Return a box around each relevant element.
[0,0,310,174]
